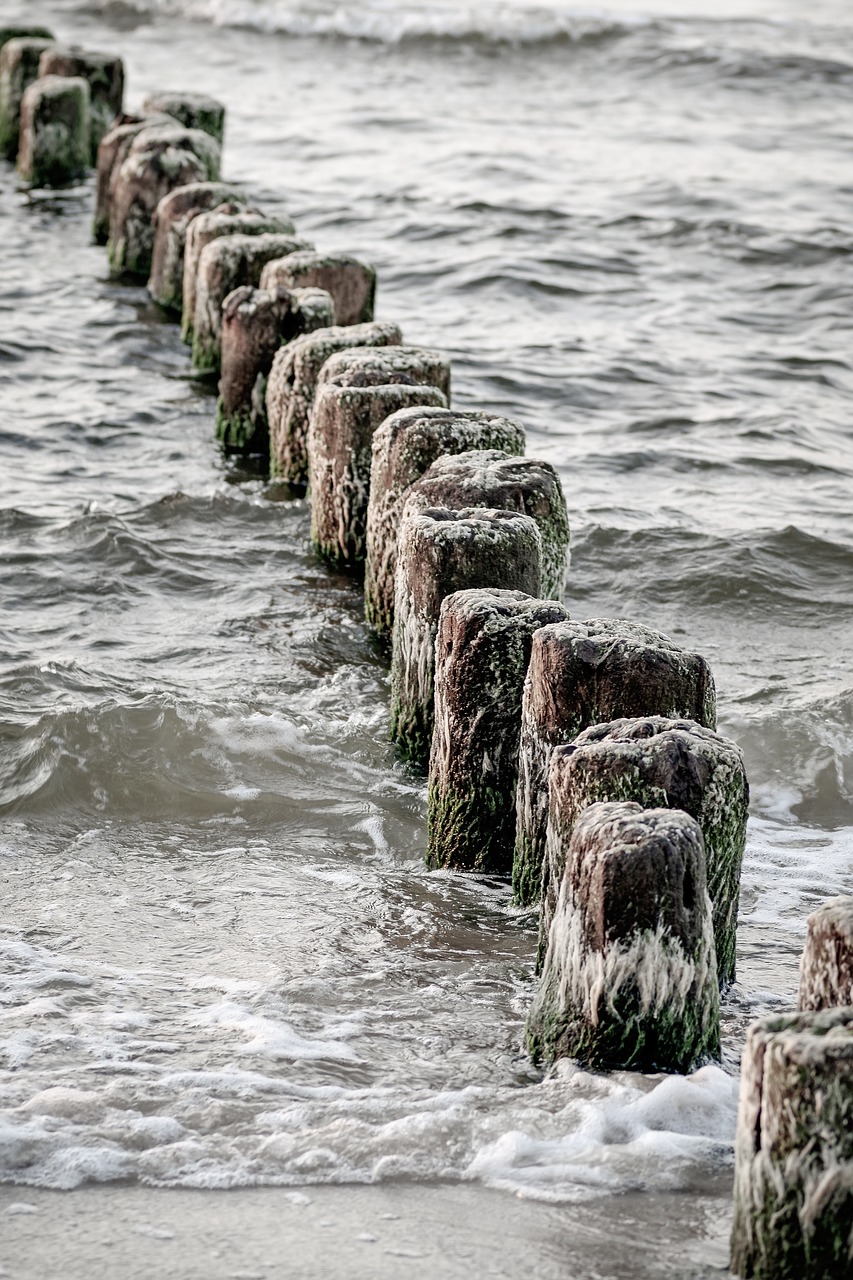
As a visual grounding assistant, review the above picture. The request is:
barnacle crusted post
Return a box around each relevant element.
[798,896,853,1011]
[261,250,376,326]
[148,182,245,311]
[525,801,720,1073]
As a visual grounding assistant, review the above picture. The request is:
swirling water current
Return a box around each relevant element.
[1,0,852,1274]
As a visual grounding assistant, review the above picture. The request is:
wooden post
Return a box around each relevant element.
[148,182,244,312]
[38,46,124,162]
[390,508,542,770]
[512,618,717,910]
[216,286,335,454]
[798,897,853,1011]
[537,716,749,986]
[142,90,225,144]
[365,408,527,639]
[730,1007,853,1279]
[526,801,720,1072]
[266,321,402,490]
[93,112,172,245]
[17,75,90,188]
[427,589,567,873]
[0,36,54,160]
[107,122,221,278]
[261,251,375,326]
[308,346,451,568]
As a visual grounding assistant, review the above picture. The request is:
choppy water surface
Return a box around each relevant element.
[1,0,852,1273]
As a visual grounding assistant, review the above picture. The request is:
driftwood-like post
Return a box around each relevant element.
[93,112,173,245]
[216,286,335,453]
[182,207,297,344]
[526,801,720,1072]
[730,1006,853,1280]
[148,182,244,312]
[38,46,124,161]
[427,589,568,873]
[142,90,225,144]
[260,251,375,326]
[308,346,451,568]
[0,36,55,159]
[107,123,222,278]
[798,897,853,1011]
[365,408,527,638]
[390,508,542,770]
[191,231,312,373]
[266,321,403,489]
[512,618,717,910]
[537,716,749,986]
[400,449,569,602]
[17,75,90,188]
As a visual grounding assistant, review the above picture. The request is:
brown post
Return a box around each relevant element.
[798,897,853,1011]
[38,46,124,162]
[261,250,376,326]
[142,90,225,144]
[148,182,245,312]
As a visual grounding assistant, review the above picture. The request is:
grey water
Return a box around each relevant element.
[1,0,852,1274]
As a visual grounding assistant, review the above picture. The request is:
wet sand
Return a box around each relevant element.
[0,1182,730,1280]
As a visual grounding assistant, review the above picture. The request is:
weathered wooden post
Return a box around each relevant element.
[427,589,568,873]
[216,286,335,453]
[525,801,720,1072]
[182,206,297,344]
[365,408,527,638]
[400,449,569,602]
[0,36,54,159]
[260,251,375,326]
[798,897,853,1011]
[730,1006,853,1279]
[512,618,717,910]
[148,182,245,312]
[0,27,53,51]
[17,75,90,188]
[38,46,124,161]
[390,508,542,770]
[141,90,225,144]
[191,231,312,373]
[107,122,222,278]
[93,112,173,244]
[537,716,749,985]
[308,346,451,568]
[266,321,402,489]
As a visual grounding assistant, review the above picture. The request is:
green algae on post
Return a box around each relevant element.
[17,75,90,189]
[266,321,403,490]
[308,346,452,569]
[93,112,174,245]
[142,90,226,145]
[216,285,335,454]
[427,589,568,874]
[261,251,376,327]
[390,508,542,772]
[730,1006,853,1280]
[526,801,720,1073]
[365,408,528,639]
[512,618,717,912]
[148,181,245,312]
[798,896,853,1012]
[0,36,55,160]
[536,716,748,986]
[38,46,124,162]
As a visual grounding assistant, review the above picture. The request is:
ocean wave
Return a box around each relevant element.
[75,0,651,45]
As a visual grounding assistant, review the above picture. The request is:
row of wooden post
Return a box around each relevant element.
[2,24,851,1276]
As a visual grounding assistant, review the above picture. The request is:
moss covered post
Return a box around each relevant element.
[142,90,225,145]
[261,251,376,326]
[427,589,567,873]
[365,409,527,639]
[17,75,90,188]
[525,801,720,1072]
[93,112,173,245]
[38,46,124,162]
[307,347,451,569]
[512,619,717,911]
[191,232,312,373]
[148,182,245,312]
[107,122,222,278]
[400,449,569,602]
[182,207,297,344]
[390,508,542,771]
[537,716,748,985]
[730,1007,853,1279]
[216,286,335,454]
[266,322,403,489]
[0,36,55,160]
[798,897,853,1011]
